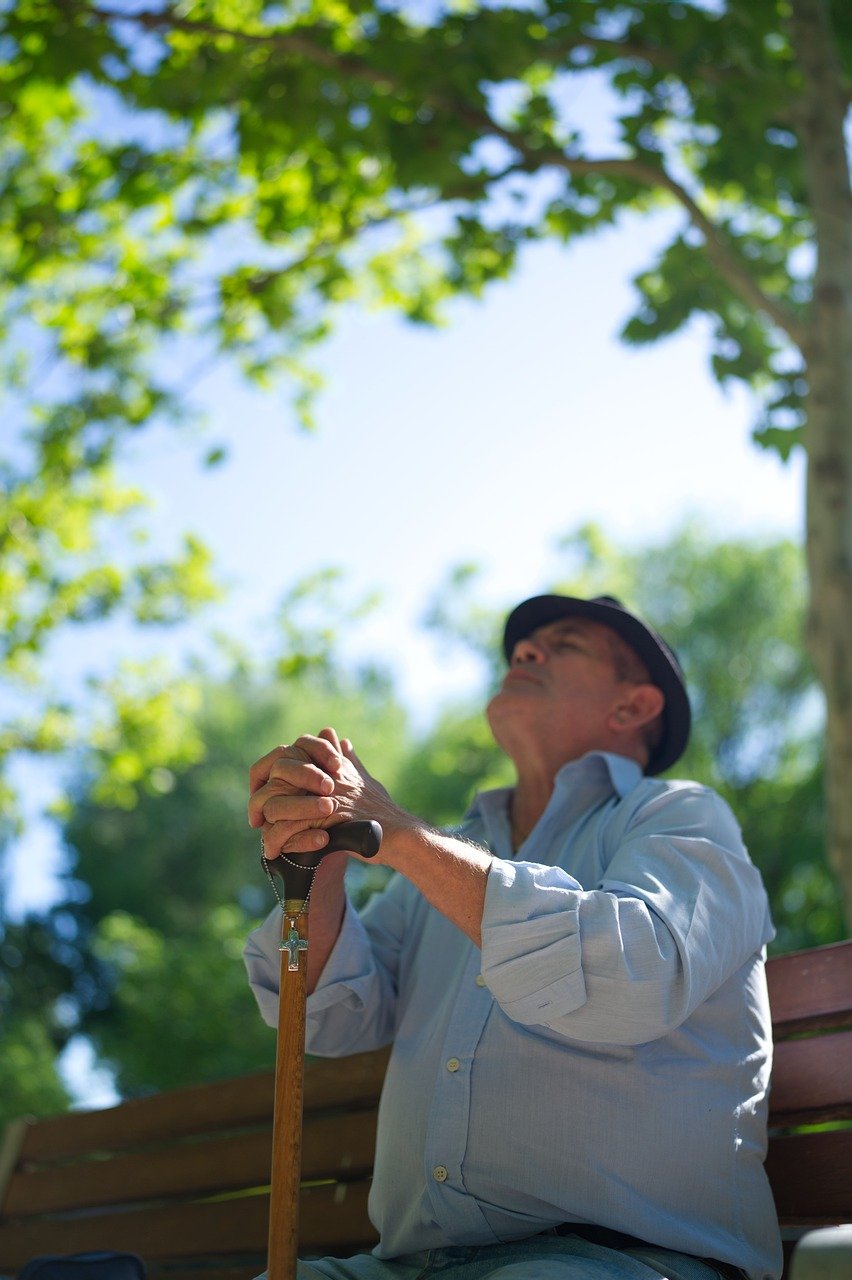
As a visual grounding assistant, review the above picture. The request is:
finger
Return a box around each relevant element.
[260,792,337,826]
[264,756,335,796]
[318,726,342,753]
[291,733,345,777]
[261,820,330,860]
[249,735,341,799]
[249,743,323,801]
[249,781,336,829]
[249,744,294,796]
[265,756,336,794]
[248,759,334,828]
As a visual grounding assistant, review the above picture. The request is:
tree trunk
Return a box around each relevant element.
[789,0,852,927]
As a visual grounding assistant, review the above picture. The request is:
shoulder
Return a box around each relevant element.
[614,775,746,852]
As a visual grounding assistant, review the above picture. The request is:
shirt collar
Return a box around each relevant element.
[466,751,643,845]
[554,750,643,799]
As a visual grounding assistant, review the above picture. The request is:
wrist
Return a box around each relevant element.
[378,813,434,868]
[312,849,349,893]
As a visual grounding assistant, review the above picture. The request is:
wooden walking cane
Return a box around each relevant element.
[262,820,383,1280]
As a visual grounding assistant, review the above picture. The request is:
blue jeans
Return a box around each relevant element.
[257,1232,736,1279]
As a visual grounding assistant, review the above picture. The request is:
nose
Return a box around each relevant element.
[512,635,546,665]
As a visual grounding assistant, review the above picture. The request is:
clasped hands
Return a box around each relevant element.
[248,726,410,864]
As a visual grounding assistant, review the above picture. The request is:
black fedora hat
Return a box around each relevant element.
[502,594,691,776]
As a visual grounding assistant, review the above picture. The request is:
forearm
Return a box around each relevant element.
[303,821,486,991]
[304,856,347,993]
[379,818,492,949]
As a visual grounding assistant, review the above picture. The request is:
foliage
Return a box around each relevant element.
[4,0,833,449]
[0,442,220,835]
[0,912,75,1125]
[732,765,841,955]
[89,906,278,1093]
[0,908,91,1126]
[0,1016,71,1129]
[3,0,851,1099]
[394,707,512,829]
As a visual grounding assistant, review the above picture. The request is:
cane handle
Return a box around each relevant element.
[264,820,382,900]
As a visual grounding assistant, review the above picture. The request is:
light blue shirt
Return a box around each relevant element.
[245,752,782,1280]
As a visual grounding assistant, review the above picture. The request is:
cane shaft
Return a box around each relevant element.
[267,909,309,1280]
[263,821,382,1279]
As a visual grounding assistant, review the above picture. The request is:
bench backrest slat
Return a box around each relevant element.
[0,1193,269,1269]
[16,1072,274,1164]
[4,1128,274,1218]
[765,1130,852,1224]
[766,941,852,1035]
[764,940,852,1256]
[5,1107,378,1219]
[17,1049,389,1166]
[769,1029,852,1125]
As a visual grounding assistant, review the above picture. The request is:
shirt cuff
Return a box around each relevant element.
[480,858,588,1024]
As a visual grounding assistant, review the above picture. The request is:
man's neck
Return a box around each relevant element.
[509,775,555,850]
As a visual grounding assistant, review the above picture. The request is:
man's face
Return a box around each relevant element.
[486,616,630,763]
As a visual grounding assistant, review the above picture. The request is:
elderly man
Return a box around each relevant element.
[245,594,782,1280]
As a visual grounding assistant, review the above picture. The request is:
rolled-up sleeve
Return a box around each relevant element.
[480,786,773,1045]
[480,860,588,1023]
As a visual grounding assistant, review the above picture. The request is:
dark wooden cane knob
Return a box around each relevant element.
[264,820,383,900]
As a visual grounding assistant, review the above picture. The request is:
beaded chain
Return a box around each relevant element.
[261,836,316,972]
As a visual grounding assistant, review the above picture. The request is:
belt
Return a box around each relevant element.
[553,1223,747,1280]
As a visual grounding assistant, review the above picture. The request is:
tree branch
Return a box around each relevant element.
[79,2,807,349]
[521,148,806,348]
[81,2,399,91]
[82,3,725,88]
[542,32,728,87]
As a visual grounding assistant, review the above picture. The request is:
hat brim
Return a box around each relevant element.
[502,595,691,775]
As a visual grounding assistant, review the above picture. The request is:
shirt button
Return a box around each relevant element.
[446,1057,460,1072]
[475,974,486,987]
[432,1165,448,1182]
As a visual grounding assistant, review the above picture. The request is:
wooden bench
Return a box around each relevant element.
[1,939,850,1279]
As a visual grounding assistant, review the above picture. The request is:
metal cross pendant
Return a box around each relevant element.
[280,921,308,973]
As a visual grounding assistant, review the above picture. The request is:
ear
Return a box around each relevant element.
[608,683,665,736]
